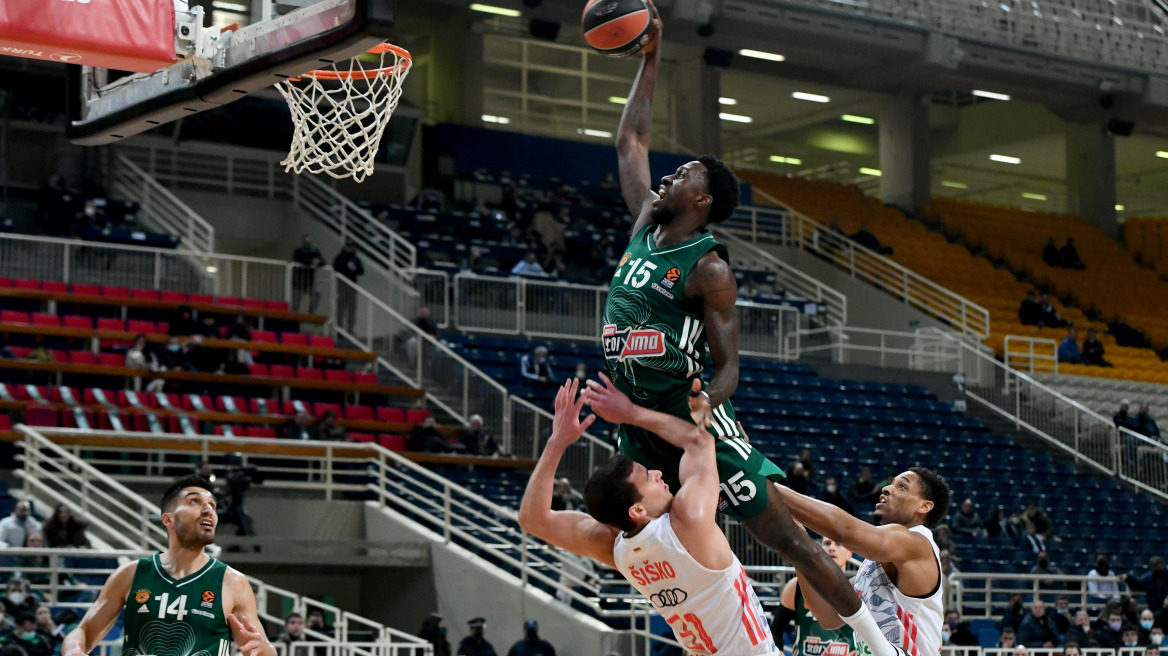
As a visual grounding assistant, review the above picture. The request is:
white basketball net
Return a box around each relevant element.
[276,43,411,183]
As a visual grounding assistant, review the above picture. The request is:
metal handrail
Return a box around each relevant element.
[1004,335,1060,374]
[786,325,965,370]
[112,155,216,253]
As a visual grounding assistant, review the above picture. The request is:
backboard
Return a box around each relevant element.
[64,0,394,146]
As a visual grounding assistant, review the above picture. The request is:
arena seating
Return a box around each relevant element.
[444,334,1164,577]
[1123,216,1168,273]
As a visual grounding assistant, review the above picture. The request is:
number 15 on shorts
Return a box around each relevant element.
[720,471,757,507]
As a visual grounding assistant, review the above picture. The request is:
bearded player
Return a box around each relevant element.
[603,6,900,655]
[62,476,275,656]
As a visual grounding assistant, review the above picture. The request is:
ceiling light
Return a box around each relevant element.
[1157,151,1168,159]
[482,114,511,124]
[577,128,612,138]
[792,92,830,103]
[769,156,803,165]
[941,181,968,189]
[719,113,753,123]
[990,154,1021,164]
[205,265,218,273]
[719,97,738,105]
[738,49,785,62]
[470,3,521,17]
[608,96,627,105]
[1021,192,1047,201]
[211,1,248,11]
[972,90,1011,101]
[859,167,882,176]
[841,114,875,124]
[1116,204,1126,211]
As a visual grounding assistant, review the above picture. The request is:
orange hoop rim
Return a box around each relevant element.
[290,43,411,82]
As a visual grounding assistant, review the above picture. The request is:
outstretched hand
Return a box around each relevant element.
[228,614,266,656]
[687,378,713,429]
[640,0,663,57]
[584,372,638,425]
[550,378,596,448]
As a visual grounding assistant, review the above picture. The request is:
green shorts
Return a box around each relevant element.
[616,399,785,521]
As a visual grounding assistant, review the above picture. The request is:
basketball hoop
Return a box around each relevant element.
[276,43,411,183]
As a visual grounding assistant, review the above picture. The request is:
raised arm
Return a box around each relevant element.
[688,252,739,408]
[616,1,662,234]
[775,485,927,565]
[61,561,136,656]
[518,378,619,568]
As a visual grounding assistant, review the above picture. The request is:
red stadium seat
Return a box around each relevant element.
[349,432,376,443]
[97,318,126,331]
[266,300,290,311]
[282,400,312,415]
[309,336,336,349]
[68,352,97,365]
[324,370,352,383]
[13,279,39,291]
[127,320,157,334]
[296,367,324,381]
[0,278,11,288]
[0,415,13,431]
[376,407,405,423]
[62,408,96,429]
[269,364,295,379]
[0,311,29,324]
[157,322,170,333]
[160,291,188,303]
[83,389,125,406]
[242,298,265,309]
[314,403,342,418]
[71,284,101,296]
[31,313,60,327]
[25,406,58,427]
[63,315,94,330]
[97,411,130,431]
[247,364,269,377]
[248,398,278,415]
[244,427,277,438]
[189,293,213,304]
[406,409,432,425]
[101,286,130,298]
[130,289,162,301]
[15,385,49,402]
[252,330,278,343]
[41,281,67,294]
[354,372,377,385]
[377,434,406,451]
[218,296,243,307]
[281,333,308,346]
[182,395,214,412]
[50,349,67,362]
[97,353,124,367]
[215,396,248,413]
[48,387,79,404]
[344,405,374,421]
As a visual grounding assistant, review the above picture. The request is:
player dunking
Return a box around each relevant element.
[603,6,901,655]
[62,476,276,656]
[780,537,857,656]
[521,378,778,656]
[775,466,951,656]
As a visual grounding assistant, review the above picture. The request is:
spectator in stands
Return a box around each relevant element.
[462,415,500,456]
[292,235,324,313]
[1,581,37,620]
[550,478,580,512]
[998,626,1018,649]
[1043,238,1062,267]
[1039,294,1068,328]
[1061,238,1086,270]
[1142,610,1157,644]
[419,614,451,656]
[281,412,316,441]
[316,411,348,442]
[415,307,438,338]
[1109,316,1150,349]
[1125,597,1143,627]
[1121,557,1168,613]
[1116,401,1138,431]
[1030,551,1067,589]
[42,504,88,549]
[505,620,555,656]
[847,466,881,509]
[1058,327,1083,364]
[404,307,438,366]
[1052,597,1072,634]
[1146,646,1160,656]
[1097,611,1126,650]
[169,306,198,337]
[1134,404,1161,440]
[334,241,365,331]
[408,417,463,453]
[819,476,853,514]
[510,252,546,277]
[0,502,42,549]
[124,334,158,371]
[33,605,62,654]
[1124,625,1144,650]
[1066,612,1098,648]
[157,337,192,372]
[1150,627,1165,649]
[951,498,986,537]
[529,204,566,254]
[226,313,252,341]
[849,222,894,255]
[572,362,588,386]
[76,200,107,234]
[782,461,809,494]
[945,610,979,647]
[796,448,816,485]
[1023,501,1055,539]
[1019,600,1060,648]
[519,346,554,385]
[305,609,332,638]
[739,278,759,298]
[1020,522,1047,554]
[1082,329,1112,367]
[276,612,306,649]
[940,549,959,605]
[1090,554,1122,601]
[457,617,497,656]
[5,613,51,656]
[184,334,224,373]
[932,524,961,561]
[1019,291,1043,326]
[1001,595,1027,632]
[985,505,1011,538]
[196,313,220,338]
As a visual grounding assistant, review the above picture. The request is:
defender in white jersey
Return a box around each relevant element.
[775,466,951,656]
[518,378,778,656]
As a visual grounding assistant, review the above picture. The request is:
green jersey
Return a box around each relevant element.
[603,223,784,521]
[123,554,233,656]
[793,582,856,656]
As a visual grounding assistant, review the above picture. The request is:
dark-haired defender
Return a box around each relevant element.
[603,8,902,655]
[776,467,951,656]
[61,476,276,656]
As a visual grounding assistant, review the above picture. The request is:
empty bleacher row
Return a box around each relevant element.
[445,334,1163,575]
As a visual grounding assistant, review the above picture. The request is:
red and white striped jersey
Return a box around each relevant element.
[613,513,779,656]
[852,525,944,656]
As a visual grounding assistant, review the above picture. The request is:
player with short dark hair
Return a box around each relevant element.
[61,476,275,656]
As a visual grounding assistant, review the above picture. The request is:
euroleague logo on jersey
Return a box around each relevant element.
[802,637,851,656]
[658,267,681,290]
[201,590,216,608]
[603,324,666,361]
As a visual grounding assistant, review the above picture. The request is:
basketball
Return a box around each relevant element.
[582,0,654,58]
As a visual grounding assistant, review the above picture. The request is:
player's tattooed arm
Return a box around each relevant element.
[689,251,739,408]
[615,0,663,233]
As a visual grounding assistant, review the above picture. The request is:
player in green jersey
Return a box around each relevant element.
[62,475,275,656]
[781,537,857,656]
[603,7,902,656]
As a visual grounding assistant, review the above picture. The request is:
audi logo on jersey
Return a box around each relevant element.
[649,588,688,608]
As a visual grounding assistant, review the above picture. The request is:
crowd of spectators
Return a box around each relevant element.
[1044,237,1087,270]
[416,615,556,656]
[1114,401,1162,441]
[1059,327,1113,367]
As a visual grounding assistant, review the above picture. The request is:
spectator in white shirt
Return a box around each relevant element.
[510,252,546,277]
[0,502,43,549]
[1087,553,1121,601]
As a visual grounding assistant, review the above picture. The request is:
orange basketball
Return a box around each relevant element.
[582,0,653,58]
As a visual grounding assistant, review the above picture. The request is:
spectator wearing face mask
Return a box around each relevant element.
[943,610,979,647]
[1089,554,1122,601]
[1095,610,1126,649]
[519,346,554,386]
[1030,551,1066,589]
[1050,597,1072,634]
[1000,595,1027,632]
[1140,610,1157,644]
[0,580,36,619]
[5,613,52,656]
[1065,612,1098,649]
[1122,625,1143,651]
[0,502,42,549]
[1149,627,1165,650]
[819,476,853,514]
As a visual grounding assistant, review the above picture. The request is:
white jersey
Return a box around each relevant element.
[852,525,944,656]
[613,513,778,656]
